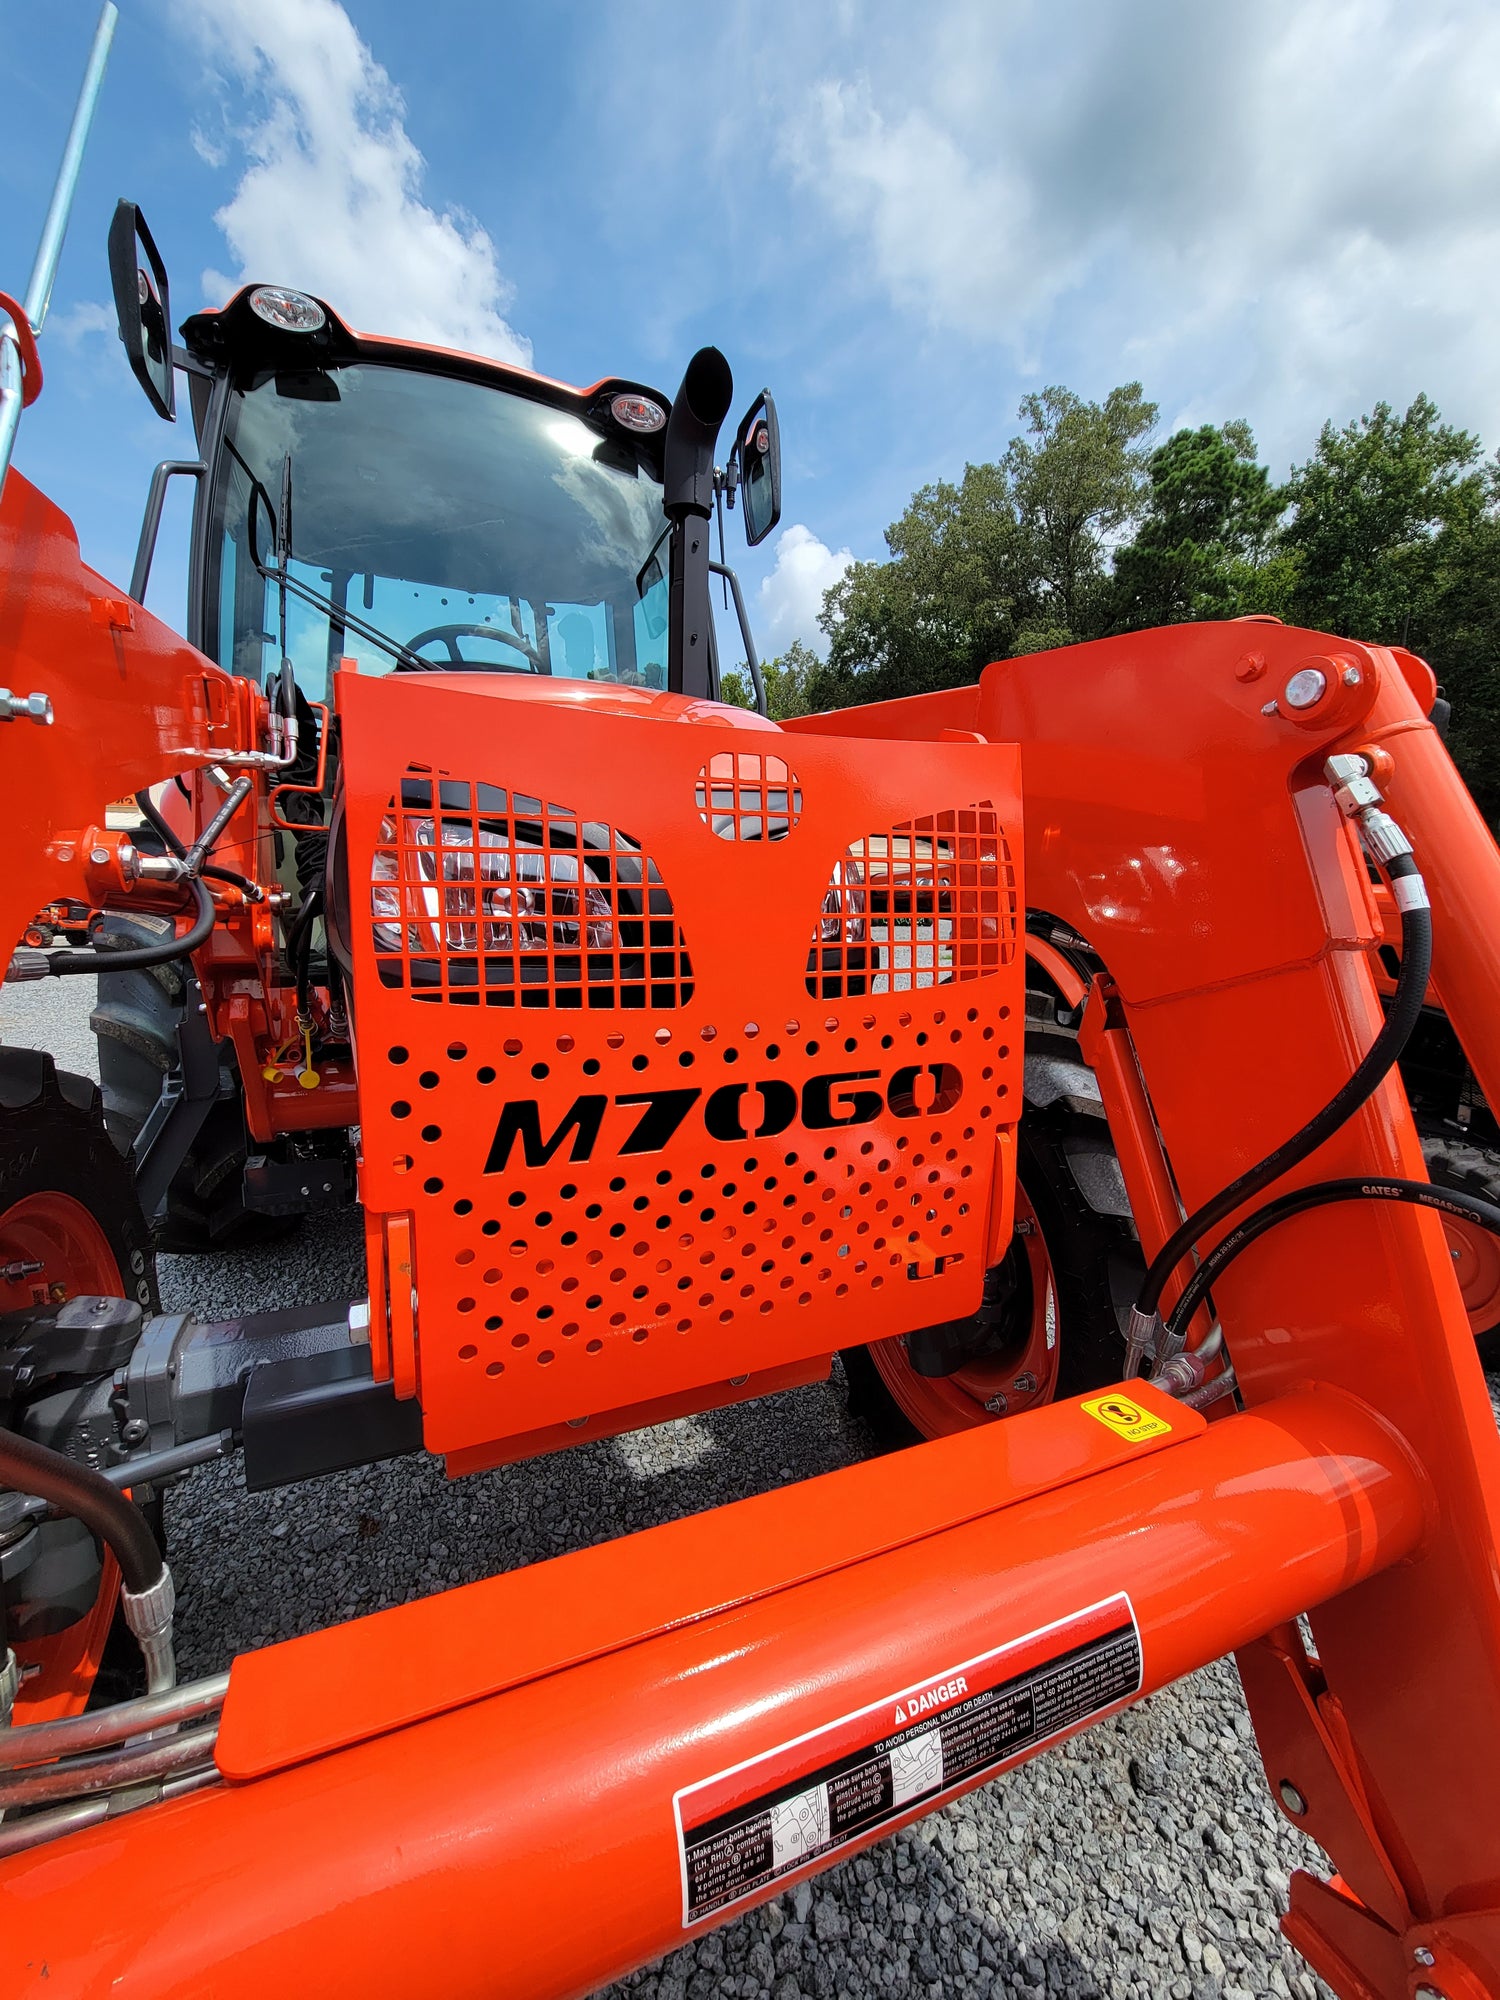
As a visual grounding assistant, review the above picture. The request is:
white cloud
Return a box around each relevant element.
[757,523,854,659]
[178,0,530,365]
[49,301,117,348]
[777,0,1500,462]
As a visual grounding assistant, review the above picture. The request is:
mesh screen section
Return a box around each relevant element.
[807,802,1018,1000]
[371,767,693,1009]
[694,752,803,841]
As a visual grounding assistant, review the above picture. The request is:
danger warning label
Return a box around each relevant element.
[673,1593,1142,1925]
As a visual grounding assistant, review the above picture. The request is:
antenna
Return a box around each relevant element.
[0,4,119,496]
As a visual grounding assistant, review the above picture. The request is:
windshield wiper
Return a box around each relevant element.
[237,444,437,676]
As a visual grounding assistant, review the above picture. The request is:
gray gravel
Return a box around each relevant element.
[9,981,1498,2000]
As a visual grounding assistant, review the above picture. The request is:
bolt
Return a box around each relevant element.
[0,689,53,725]
[728,1374,749,1387]
[1277,1779,1307,1815]
[56,844,74,864]
[89,845,110,866]
[121,1417,148,1447]
[1012,1371,1038,1393]
[1261,699,1281,717]
[1414,1948,1437,1968]
[984,1393,1009,1415]
[1342,665,1361,687]
[1014,1217,1035,1236]
[1234,652,1266,682]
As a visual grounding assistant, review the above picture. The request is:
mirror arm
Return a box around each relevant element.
[709,561,766,718]
[170,344,215,380]
[129,460,204,603]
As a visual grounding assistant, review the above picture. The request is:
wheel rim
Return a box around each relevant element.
[1440,1211,1500,1337]
[0,1189,132,1722]
[0,1190,124,1309]
[867,1183,1060,1436]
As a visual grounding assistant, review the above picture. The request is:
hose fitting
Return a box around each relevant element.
[1153,1349,1211,1397]
[1122,1306,1160,1380]
[0,1648,19,1729]
[1325,753,1425,878]
[121,1565,176,1694]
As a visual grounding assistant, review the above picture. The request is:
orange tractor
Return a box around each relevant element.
[3,17,1500,1999]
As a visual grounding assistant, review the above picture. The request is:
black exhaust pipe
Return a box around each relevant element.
[662,346,733,699]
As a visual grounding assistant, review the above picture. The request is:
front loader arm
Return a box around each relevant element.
[0,469,256,959]
[793,623,1500,1994]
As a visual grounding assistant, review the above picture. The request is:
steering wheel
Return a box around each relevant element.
[399,622,542,672]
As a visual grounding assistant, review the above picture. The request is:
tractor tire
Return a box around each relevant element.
[0,1048,159,1316]
[89,914,286,1253]
[842,1057,1137,1448]
[0,1050,162,1705]
[1418,1131,1500,1369]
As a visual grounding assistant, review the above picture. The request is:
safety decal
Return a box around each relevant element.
[1079,1394,1172,1443]
[673,1592,1142,1926]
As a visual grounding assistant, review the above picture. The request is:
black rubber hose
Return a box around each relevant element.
[0,1428,163,1595]
[292,889,322,1017]
[1162,1173,1500,1347]
[201,861,262,903]
[1137,856,1432,1321]
[135,787,261,901]
[134,787,186,859]
[44,878,215,977]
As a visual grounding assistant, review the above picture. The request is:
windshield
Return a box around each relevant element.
[206,362,671,700]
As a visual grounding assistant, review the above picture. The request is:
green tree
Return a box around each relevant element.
[1110,421,1288,627]
[718,639,819,720]
[1426,462,1500,828]
[1003,382,1158,644]
[809,383,1158,707]
[1283,394,1486,642]
[809,459,1032,710]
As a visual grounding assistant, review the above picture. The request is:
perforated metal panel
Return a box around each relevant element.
[337,674,1025,1458]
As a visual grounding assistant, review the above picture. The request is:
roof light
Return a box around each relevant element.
[610,392,666,434]
[248,286,327,333]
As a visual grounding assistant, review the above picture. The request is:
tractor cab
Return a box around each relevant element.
[109,204,781,710]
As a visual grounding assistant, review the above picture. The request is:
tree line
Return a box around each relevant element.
[722,387,1500,827]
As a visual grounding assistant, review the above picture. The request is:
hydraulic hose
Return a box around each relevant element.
[43,877,215,976]
[0,1428,176,1691]
[1135,850,1433,1325]
[1161,1174,1500,1348]
[134,786,186,858]
[292,889,322,1018]
[0,1427,162,1595]
[136,787,260,900]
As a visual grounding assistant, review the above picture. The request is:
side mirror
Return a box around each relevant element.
[108,200,175,421]
[734,391,781,547]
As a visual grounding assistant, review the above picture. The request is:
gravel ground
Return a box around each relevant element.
[7,979,1499,2000]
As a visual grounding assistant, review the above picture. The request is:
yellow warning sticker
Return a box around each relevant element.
[1080,1395,1172,1444]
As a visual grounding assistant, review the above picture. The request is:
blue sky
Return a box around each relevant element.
[4,0,1499,658]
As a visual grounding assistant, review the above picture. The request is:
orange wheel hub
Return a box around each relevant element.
[0,1189,122,1309]
[1440,1210,1500,1337]
[867,1183,1059,1436]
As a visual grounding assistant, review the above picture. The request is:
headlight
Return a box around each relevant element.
[371,815,614,957]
